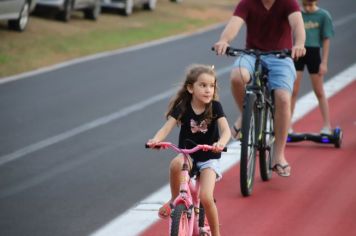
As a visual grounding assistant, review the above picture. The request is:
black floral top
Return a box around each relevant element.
[171,100,226,162]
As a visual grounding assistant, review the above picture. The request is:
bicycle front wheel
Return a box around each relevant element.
[259,104,274,181]
[240,93,258,197]
[170,203,190,236]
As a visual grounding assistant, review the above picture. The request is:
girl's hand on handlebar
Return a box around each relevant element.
[146,139,164,149]
[212,142,225,153]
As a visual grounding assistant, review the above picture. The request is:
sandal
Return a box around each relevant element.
[231,125,242,141]
[272,164,291,177]
[158,202,172,219]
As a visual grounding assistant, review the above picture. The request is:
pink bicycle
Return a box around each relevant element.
[146,141,226,236]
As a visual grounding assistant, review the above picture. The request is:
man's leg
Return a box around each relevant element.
[230,67,250,129]
[290,71,303,133]
[266,55,295,177]
[291,71,303,119]
[273,89,292,175]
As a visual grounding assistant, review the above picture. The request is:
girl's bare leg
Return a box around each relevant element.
[159,155,187,216]
[200,168,220,236]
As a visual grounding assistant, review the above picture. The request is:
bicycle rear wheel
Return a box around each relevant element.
[170,203,190,236]
[240,93,258,197]
[259,104,274,181]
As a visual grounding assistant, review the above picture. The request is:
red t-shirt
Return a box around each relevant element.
[234,0,300,51]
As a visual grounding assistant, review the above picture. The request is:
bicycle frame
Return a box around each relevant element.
[146,142,226,236]
[251,56,275,181]
[216,47,290,196]
[248,54,272,145]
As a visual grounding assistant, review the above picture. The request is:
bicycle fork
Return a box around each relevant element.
[171,164,202,235]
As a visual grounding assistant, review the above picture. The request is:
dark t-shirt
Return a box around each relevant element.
[234,0,300,51]
[170,100,225,162]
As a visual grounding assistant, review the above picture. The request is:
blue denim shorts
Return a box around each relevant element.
[233,54,296,93]
[196,159,222,181]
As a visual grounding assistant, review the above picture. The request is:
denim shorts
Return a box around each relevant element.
[195,159,222,181]
[233,54,296,93]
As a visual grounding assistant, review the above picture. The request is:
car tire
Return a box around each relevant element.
[84,0,101,20]
[8,0,30,31]
[121,0,133,16]
[170,0,183,3]
[143,0,156,10]
[57,0,72,22]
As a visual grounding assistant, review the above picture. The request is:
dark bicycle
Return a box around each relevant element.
[215,46,291,196]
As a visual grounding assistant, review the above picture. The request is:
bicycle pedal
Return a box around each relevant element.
[199,226,211,236]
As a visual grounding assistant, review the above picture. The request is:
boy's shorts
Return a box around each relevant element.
[233,53,297,93]
[294,47,321,74]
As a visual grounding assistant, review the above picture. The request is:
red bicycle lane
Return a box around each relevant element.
[141,80,356,236]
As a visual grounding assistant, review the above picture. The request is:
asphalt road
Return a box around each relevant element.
[0,1,355,235]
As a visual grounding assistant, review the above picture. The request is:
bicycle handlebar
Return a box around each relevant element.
[212,46,291,58]
[145,142,227,154]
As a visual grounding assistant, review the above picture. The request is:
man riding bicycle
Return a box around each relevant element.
[214,0,306,177]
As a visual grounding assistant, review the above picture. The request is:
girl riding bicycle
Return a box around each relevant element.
[147,64,231,236]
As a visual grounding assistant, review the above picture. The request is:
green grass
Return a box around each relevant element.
[0,0,233,78]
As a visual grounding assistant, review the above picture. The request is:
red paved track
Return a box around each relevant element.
[141,81,356,236]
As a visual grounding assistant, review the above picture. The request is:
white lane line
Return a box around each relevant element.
[0,66,231,167]
[1,11,354,166]
[1,12,354,85]
[333,12,356,27]
[89,63,356,236]
[0,23,225,84]
[90,142,241,236]
[292,63,356,123]
[0,89,175,166]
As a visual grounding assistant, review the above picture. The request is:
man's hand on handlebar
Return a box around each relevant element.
[213,41,230,56]
[291,44,306,60]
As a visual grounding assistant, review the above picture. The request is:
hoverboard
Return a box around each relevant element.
[287,127,343,148]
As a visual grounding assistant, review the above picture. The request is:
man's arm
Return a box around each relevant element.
[214,16,245,55]
[288,11,306,59]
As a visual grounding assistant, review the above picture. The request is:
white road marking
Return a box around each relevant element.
[0,11,355,234]
[0,66,232,166]
[1,11,355,166]
[0,88,175,166]
[0,23,225,84]
[333,12,356,27]
[0,23,226,167]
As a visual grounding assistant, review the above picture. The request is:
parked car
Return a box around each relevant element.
[35,0,101,22]
[0,0,37,31]
[101,0,156,16]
